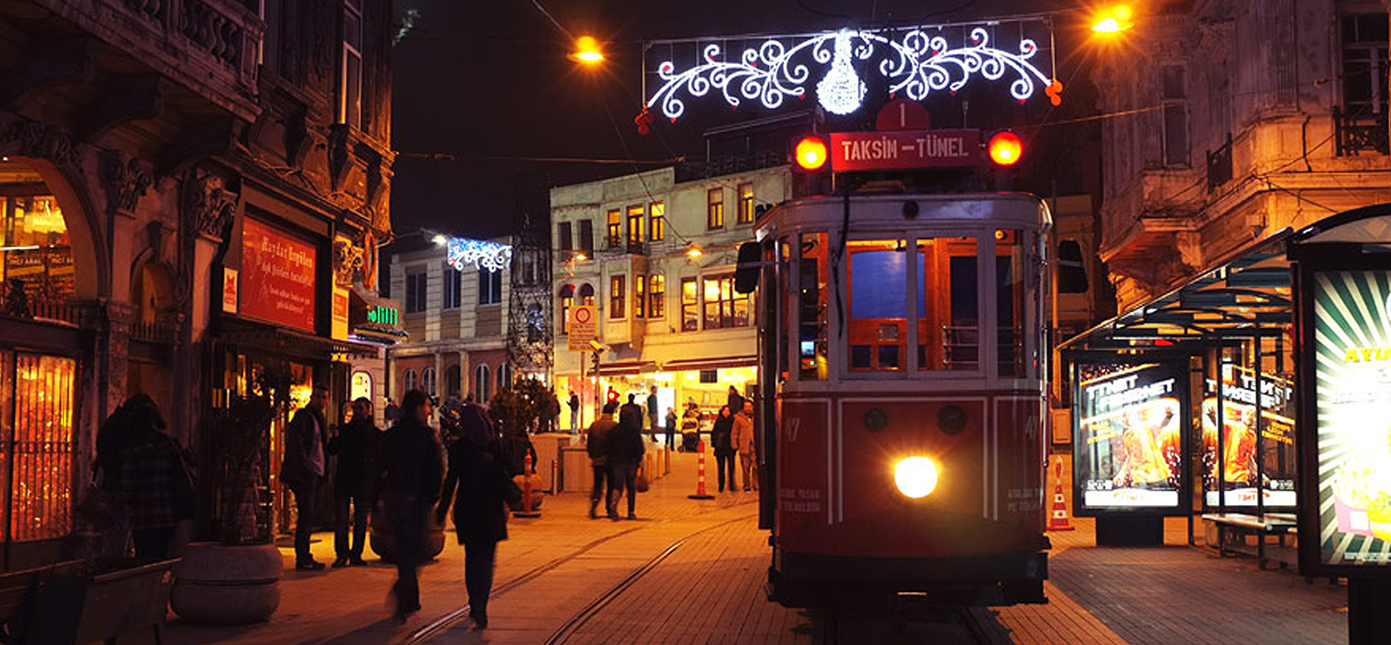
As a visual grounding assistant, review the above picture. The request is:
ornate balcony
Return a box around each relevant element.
[1334,106,1390,156]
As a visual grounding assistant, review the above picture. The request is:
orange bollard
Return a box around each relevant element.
[516,452,541,518]
[688,439,715,500]
[550,458,559,494]
[1047,457,1074,531]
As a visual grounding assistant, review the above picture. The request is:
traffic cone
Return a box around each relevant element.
[515,452,542,518]
[1047,456,1074,531]
[688,439,715,500]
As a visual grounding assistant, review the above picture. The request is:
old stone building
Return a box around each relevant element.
[1094,0,1389,309]
[0,0,395,565]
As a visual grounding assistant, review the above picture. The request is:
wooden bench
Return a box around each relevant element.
[1202,513,1298,571]
[0,558,178,645]
[0,560,85,644]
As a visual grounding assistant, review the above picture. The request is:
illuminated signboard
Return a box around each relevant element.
[1072,361,1189,514]
[1202,364,1296,508]
[241,218,316,333]
[1311,270,1391,567]
[366,305,398,326]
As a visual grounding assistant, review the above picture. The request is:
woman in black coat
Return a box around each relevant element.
[710,406,736,493]
[437,403,513,630]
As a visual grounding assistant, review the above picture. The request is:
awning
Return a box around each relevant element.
[660,355,758,371]
[595,360,656,376]
[217,322,380,359]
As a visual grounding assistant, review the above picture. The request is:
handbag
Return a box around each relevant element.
[635,463,650,493]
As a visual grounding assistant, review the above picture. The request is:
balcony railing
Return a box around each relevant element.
[0,290,79,326]
[1334,106,1390,156]
[1207,134,1233,192]
[675,150,785,182]
[131,319,179,344]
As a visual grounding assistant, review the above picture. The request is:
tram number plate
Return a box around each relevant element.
[785,417,800,442]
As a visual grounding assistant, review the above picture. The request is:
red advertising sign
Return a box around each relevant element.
[830,129,980,172]
[241,218,317,332]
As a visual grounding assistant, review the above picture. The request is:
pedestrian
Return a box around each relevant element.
[605,400,646,520]
[384,397,399,425]
[711,406,736,492]
[327,397,380,567]
[733,401,757,491]
[646,386,659,438]
[568,391,580,432]
[620,393,644,439]
[94,399,135,557]
[664,407,677,451]
[437,403,514,630]
[378,389,445,623]
[586,401,618,519]
[727,386,745,420]
[282,385,329,571]
[116,394,195,559]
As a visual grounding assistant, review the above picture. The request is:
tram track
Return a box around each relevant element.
[400,500,758,644]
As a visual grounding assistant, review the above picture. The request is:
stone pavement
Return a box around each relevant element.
[154,451,1349,645]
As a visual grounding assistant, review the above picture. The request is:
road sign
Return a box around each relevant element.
[829,129,980,172]
[568,305,597,351]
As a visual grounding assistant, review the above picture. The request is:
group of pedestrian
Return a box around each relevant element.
[585,398,647,520]
[706,387,757,492]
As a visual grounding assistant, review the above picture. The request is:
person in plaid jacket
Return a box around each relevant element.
[117,394,194,559]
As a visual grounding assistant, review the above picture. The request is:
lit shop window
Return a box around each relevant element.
[0,351,77,543]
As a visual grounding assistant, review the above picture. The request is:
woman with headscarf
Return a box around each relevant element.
[437,402,515,630]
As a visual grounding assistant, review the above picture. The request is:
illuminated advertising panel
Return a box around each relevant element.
[241,218,317,333]
[1073,361,1188,514]
[1202,364,1296,508]
[1311,270,1391,567]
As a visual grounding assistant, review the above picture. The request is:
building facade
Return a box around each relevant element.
[386,233,517,407]
[1095,0,1390,309]
[550,165,792,430]
[0,0,396,564]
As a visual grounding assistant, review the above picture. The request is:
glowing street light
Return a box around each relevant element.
[569,36,604,64]
[1091,5,1134,33]
[432,234,448,246]
[686,245,703,258]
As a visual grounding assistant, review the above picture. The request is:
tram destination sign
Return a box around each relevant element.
[829,129,979,172]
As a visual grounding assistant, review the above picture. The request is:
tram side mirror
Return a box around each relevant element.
[734,242,761,294]
[1058,240,1088,294]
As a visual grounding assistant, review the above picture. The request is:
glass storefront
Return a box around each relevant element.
[0,350,77,550]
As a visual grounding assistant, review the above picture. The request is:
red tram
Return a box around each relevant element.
[744,192,1051,608]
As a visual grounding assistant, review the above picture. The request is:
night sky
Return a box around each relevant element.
[389,0,1094,238]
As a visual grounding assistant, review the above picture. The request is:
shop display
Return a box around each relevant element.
[1201,364,1297,508]
[1073,361,1187,513]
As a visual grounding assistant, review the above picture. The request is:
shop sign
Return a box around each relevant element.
[366,305,398,325]
[1072,361,1188,514]
[568,305,597,352]
[331,235,351,341]
[1202,364,1296,508]
[1310,270,1391,567]
[241,218,316,333]
[829,129,980,172]
[222,267,238,314]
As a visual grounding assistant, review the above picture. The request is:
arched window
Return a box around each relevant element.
[497,363,511,391]
[445,364,461,398]
[578,283,595,305]
[421,367,437,397]
[558,284,574,334]
[475,363,491,404]
[402,368,418,395]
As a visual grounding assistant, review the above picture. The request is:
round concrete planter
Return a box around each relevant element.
[171,542,282,625]
[369,502,446,563]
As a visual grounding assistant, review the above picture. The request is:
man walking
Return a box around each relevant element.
[620,394,644,438]
[606,403,646,520]
[378,390,445,622]
[646,386,659,440]
[328,397,380,567]
[282,385,329,571]
[733,401,757,491]
[586,401,618,519]
[568,391,580,432]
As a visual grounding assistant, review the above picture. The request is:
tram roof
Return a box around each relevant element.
[1059,203,1391,352]
[755,191,1050,239]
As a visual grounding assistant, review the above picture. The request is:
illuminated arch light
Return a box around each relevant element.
[445,237,513,273]
[647,24,1053,120]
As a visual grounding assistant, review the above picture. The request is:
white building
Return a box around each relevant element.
[551,164,793,429]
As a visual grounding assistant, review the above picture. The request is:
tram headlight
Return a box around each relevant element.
[893,456,939,499]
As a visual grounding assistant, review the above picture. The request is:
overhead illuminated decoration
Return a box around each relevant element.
[646,21,1056,120]
[446,237,513,273]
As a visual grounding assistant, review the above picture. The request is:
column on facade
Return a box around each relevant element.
[459,350,470,402]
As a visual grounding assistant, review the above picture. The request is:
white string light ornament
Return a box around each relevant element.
[446,238,513,273]
[647,24,1055,120]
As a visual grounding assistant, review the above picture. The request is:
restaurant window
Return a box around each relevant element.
[443,266,462,309]
[681,278,698,331]
[649,202,665,242]
[610,275,626,319]
[475,364,491,404]
[799,232,829,380]
[0,167,75,316]
[737,183,754,224]
[649,274,665,318]
[634,274,646,318]
[421,366,436,397]
[1160,64,1189,167]
[847,240,907,371]
[558,222,573,251]
[996,230,1025,377]
[702,276,748,330]
[478,268,502,305]
[606,209,622,248]
[707,189,724,230]
[405,271,427,313]
[0,351,77,544]
[917,235,980,371]
[578,220,594,253]
[1341,14,1390,118]
[578,283,595,306]
[558,284,574,333]
[402,368,418,395]
[627,206,644,248]
[337,0,363,128]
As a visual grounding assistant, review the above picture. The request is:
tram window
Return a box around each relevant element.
[917,236,980,371]
[847,239,907,371]
[798,232,829,380]
[997,229,1026,377]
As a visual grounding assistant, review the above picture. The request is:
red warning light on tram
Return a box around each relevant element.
[988,131,1024,166]
[794,136,828,171]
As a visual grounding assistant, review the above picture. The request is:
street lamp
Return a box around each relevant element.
[1091,5,1134,33]
[569,36,604,64]
[685,245,703,258]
